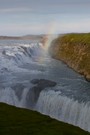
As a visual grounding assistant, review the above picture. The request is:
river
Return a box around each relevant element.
[0,39,90,131]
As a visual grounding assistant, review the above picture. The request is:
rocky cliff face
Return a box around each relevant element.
[49,33,90,81]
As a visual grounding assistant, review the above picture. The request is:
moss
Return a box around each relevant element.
[0,103,89,135]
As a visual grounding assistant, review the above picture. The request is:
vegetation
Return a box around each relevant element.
[0,103,90,135]
[49,33,90,81]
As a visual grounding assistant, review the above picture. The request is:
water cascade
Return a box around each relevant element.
[0,40,90,132]
[35,89,90,132]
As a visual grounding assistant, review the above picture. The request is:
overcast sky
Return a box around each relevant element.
[0,0,90,36]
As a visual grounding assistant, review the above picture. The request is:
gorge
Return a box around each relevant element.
[0,36,90,133]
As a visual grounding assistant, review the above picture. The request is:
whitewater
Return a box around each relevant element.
[0,39,90,132]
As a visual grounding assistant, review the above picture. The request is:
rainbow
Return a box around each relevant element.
[43,22,56,51]
[37,23,57,64]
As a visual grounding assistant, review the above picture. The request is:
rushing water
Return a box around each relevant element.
[0,39,90,131]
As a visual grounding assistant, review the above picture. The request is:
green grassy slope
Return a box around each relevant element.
[49,33,90,81]
[0,103,89,135]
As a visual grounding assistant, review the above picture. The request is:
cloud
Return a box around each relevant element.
[0,23,49,36]
[0,8,32,13]
[0,0,90,14]
[54,19,90,33]
[0,0,90,36]
[1,18,90,36]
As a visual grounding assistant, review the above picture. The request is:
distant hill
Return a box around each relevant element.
[0,34,59,42]
[0,35,44,40]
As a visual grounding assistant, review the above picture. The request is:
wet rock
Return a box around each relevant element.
[31,79,56,88]
[11,84,25,100]
[26,79,56,109]
[30,79,40,84]
[86,76,90,82]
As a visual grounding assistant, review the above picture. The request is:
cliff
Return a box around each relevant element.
[49,33,90,81]
[0,103,89,135]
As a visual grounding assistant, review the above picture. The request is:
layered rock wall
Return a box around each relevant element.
[49,33,90,81]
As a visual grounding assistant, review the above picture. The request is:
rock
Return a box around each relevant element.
[31,79,40,84]
[31,79,56,88]
[26,79,56,109]
[86,75,90,82]
[11,84,25,100]
[49,33,90,82]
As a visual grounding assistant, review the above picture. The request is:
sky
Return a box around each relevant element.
[0,0,90,36]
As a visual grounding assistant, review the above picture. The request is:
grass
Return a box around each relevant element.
[0,103,90,135]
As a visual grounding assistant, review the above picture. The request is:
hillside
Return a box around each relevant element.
[0,103,89,135]
[49,33,90,81]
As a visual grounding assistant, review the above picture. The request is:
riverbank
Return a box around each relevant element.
[0,103,89,135]
[49,33,90,81]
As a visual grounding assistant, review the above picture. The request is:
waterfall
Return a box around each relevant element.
[0,41,46,109]
[0,40,90,133]
[35,89,90,132]
[0,42,44,73]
